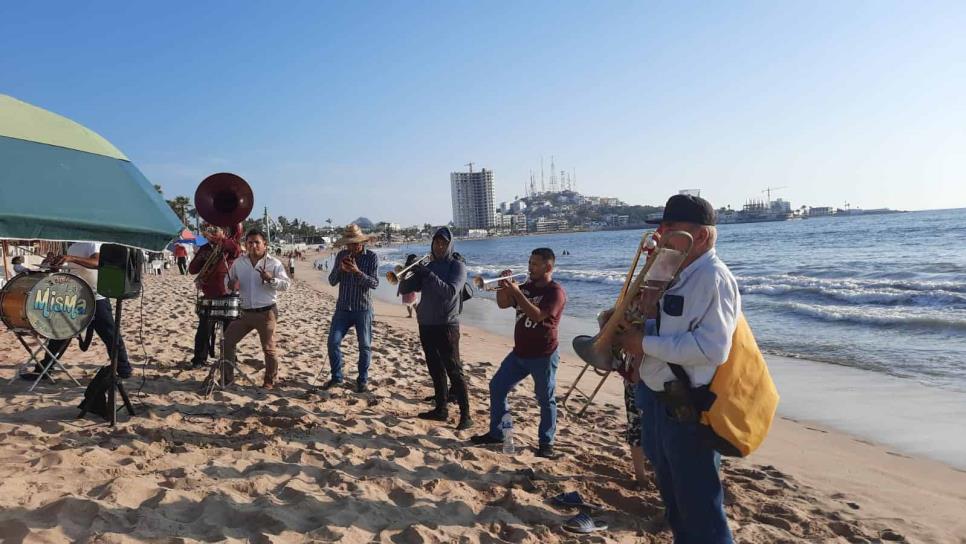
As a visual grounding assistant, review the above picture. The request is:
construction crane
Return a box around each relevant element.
[465,162,474,173]
[761,186,788,203]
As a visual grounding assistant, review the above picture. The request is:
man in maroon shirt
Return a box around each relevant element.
[470,248,567,458]
[187,225,241,368]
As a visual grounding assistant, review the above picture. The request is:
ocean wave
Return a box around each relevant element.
[740,283,966,307]
[739,273,966,295]
[754,299,966,332]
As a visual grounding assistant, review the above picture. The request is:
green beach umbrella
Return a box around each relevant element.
[0,94,183,251]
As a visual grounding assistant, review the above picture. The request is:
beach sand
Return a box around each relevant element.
[0,258,964,543]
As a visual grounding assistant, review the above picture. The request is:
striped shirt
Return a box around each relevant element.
[328,249,379,311]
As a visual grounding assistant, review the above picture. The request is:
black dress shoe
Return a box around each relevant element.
[456,415,474,431]
[321,379,343,390]
[423,393,459,404]
[19,370,53,382]
[418,408,449,421]
[536,444,556,458]
[469,432,502,445]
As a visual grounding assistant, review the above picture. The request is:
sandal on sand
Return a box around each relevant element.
[563,512,608,533]
[551,491,602,510]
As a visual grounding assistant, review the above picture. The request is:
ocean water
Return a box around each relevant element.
[376,208,966,393]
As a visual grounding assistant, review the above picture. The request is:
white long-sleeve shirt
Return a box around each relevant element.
[227,254,290,309]
[640,248,741,391]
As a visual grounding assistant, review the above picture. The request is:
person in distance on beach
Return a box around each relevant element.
[223,229,290,389]
[398,227,472,430]
[324,224,379,393]
[469,248,567,459]
[617,193,739,544]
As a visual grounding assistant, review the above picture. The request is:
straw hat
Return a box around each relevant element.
[335,224,370,246]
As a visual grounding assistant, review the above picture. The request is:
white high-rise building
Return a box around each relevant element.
[450,168,495,230]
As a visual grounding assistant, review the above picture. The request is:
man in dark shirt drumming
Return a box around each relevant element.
[469,247,567,458]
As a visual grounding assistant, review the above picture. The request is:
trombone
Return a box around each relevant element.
[561,230,693,417]
[386,254,431,285]
[472,272,528,291]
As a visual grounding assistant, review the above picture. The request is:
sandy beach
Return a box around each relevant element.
[1,258,964,543]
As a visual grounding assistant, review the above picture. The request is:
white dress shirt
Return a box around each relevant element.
[227,254,290,309]
[640,248,741,391]
[66,242,104,300]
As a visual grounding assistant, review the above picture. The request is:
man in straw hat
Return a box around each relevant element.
[324,224,380,393]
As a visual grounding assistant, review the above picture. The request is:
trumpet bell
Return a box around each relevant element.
[386,271,399,284]
[472,276,485,289]
[572,334,622,372]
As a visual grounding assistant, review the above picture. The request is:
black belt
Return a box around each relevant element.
[243,304,276,313]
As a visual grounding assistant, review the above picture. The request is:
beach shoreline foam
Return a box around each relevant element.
[0,258,962,542]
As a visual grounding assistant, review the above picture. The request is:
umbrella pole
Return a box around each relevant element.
[1,240,9,281]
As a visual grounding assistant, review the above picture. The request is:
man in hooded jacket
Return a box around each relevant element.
[399,227,472,430]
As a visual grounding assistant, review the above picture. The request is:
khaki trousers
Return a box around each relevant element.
[224,308,279,384]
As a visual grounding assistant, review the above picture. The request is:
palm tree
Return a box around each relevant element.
[166,195,191,226]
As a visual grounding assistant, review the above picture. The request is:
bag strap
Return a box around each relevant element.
[667,362,692,387]
[655,298,693,388]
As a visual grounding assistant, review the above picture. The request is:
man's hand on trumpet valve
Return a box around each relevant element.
[498,268,518,290]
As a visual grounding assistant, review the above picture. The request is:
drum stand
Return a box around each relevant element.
[6,332,82,392]
[202,318,255,397]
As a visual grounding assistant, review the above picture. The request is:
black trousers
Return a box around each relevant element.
[43,298,131,374]
[192,311,214,364]
[418,324,469,413]
[177,257,188,275]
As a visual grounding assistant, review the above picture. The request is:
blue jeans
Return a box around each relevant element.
[327,309,373,385]
[488,350,559,446]
[636,382,733,544]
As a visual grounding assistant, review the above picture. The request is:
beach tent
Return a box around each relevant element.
[0,95,183,251]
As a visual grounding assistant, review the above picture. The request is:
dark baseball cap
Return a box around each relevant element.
[646,194,716,226]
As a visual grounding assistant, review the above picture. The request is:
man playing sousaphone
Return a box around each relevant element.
[615,194,739,543]
[187,224,241,369]
[323,224,380,393]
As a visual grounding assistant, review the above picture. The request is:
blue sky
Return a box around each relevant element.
[2,1,964,226]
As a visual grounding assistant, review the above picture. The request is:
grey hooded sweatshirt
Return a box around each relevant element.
[399,227,466,325]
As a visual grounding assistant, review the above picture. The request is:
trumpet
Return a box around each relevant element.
[472,272,529,291]
[386,254,431,285]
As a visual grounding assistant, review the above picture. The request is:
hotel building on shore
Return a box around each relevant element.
[450,167,495,230]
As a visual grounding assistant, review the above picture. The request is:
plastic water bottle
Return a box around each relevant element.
[501,413,515,454]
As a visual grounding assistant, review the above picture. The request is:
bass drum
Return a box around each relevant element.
[0,272,96,340]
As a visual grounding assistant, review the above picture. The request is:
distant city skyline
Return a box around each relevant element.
[2,2,964,226]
